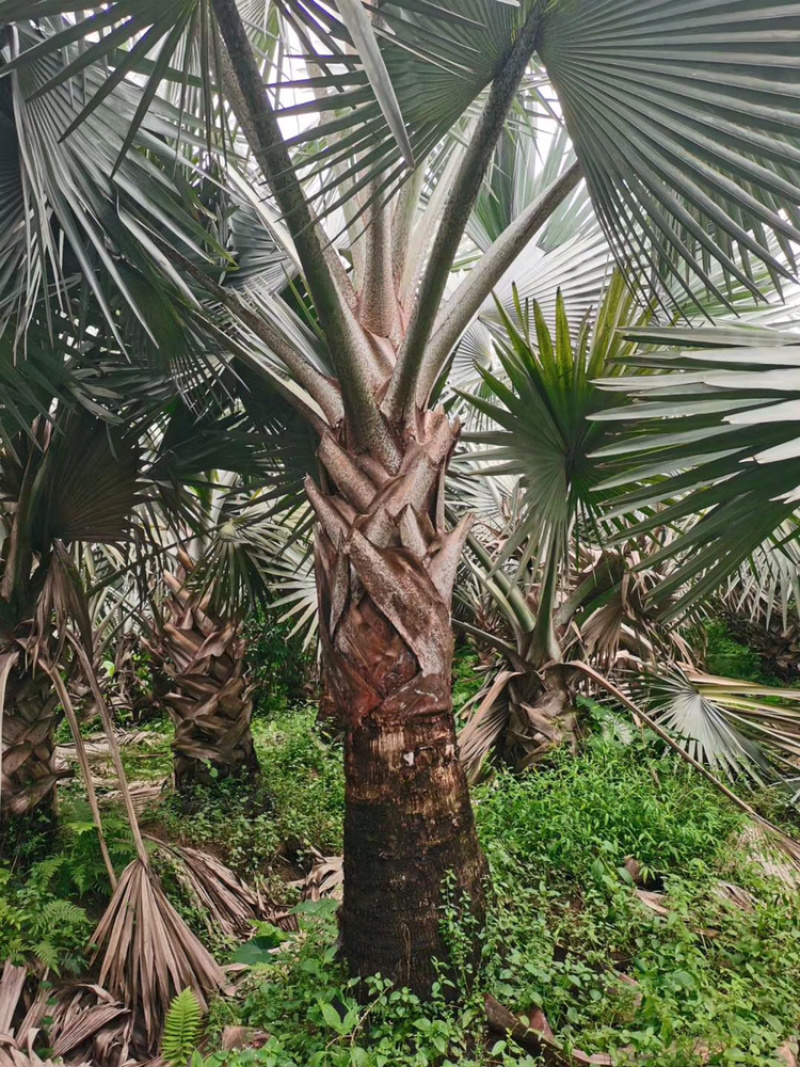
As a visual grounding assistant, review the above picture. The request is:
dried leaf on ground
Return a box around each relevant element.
[633,890,670,917]
[92,859,224,1048]
[220,1026,271,1051]
[294,851,343,903]
[147,837,286,938]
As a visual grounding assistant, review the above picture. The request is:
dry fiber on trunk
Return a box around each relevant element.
[309,409,487,995]
[147,561,259,791]
[0,653,63,822]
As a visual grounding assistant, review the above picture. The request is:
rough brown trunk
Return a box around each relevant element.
[309,409,487,995]
[0,659,62,841]
[146,563,260,794]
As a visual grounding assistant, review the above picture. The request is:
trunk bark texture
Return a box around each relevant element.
[309,409,487,995]
[0,658,62,824]
[147,564,259,793]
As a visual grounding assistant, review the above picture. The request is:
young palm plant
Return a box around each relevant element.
[452,275,690,777]
[5,0,800,992]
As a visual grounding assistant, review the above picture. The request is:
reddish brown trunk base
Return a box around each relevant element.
[1,662,62,835]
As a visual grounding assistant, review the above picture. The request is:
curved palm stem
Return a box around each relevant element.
[386,11,542,422]
[418,161,582,407]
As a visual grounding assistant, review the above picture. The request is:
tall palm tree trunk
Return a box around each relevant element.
[148,564,260,793]
[310,410,487,993]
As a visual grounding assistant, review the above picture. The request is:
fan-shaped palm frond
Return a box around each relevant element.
[594,326,800,612]
[643,667,800,789]
[0,19,221,342]
[462,272,646,571]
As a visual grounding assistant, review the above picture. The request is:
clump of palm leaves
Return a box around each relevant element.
[452,276,690,778]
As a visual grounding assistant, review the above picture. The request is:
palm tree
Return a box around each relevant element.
[146,549,261,793]
[449,274,691,777]
[0,363,141,827]
[5,0,800,994]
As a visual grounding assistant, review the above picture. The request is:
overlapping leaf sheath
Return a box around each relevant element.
[147,562,259,791]
[308,409,487,994]
[0,656,62,821]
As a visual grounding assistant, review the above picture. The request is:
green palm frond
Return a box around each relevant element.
[644,667,800,788]
[537,0,800,305]
[462,272,646,564]
[0,19,224,342]
[594,327,800,613]
[26,413,141,550]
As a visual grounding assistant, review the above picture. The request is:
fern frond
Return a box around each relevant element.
[161,987,203,1067]
[33,939,62,974]
[39,899,89,927]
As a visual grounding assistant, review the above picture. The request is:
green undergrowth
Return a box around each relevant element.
[0,799,136,972]
[191,731,800,1067]
[702,619,778,685]
[151,707,344,878]
[5,700,800,1065]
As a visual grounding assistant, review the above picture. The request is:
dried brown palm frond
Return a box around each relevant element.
[54,731,158,771]
[0,1050,90,1067]
[296,850,343,904]
[147,837,275,940]
[738,823,800,891]
[63,635,224,1054]
[0,961,136,1067]
[91,779,169,819]
[0,960,29,1039]
[146,557,259,792]
[47,985,132,1067]
[92,860,224,1049]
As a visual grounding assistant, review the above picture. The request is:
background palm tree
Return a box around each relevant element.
[5,0,800,993]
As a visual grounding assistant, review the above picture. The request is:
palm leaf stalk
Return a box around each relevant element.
[66,630,224,1050]
[6,0,800,994]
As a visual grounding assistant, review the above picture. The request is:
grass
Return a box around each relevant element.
[6,695,800,1066]
[185,727,800,1067]
[147,707,344,880]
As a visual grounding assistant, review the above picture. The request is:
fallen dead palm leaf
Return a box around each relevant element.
[54,731,158,770]
[145,836,287,939]
[92,859,224,1048]
[738,823,800,891]
[0,963,122,1067]
[294,850,343,903]
[48,985,132,1067]
[97,779,169,817]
